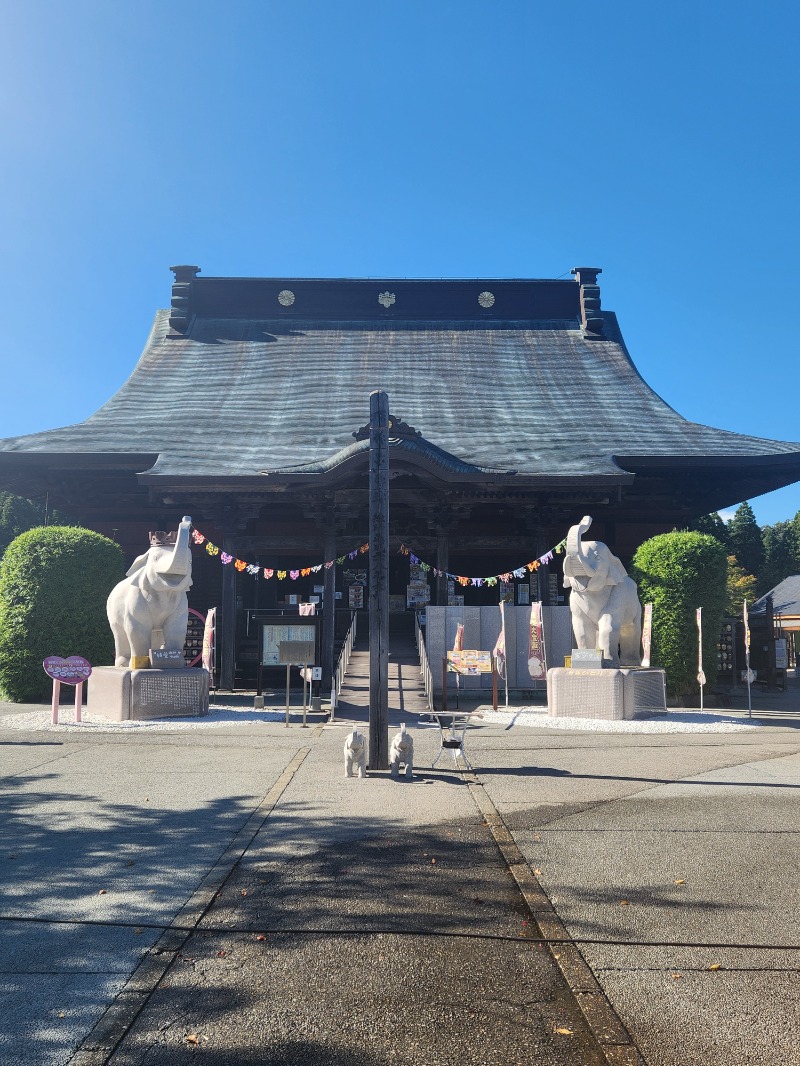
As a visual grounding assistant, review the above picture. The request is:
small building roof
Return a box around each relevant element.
[751,575,800,619]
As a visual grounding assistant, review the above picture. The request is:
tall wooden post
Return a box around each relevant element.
[369,390,390,769]
[436,534,449,606]
[321,526,337,692]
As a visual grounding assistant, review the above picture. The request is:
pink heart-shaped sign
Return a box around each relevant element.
[43,656,93,685]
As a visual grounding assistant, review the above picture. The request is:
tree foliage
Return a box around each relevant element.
[632,531,728,699]
[726,555,757,615]
[727,501,764,579]
[0,492,71,558]
[0,526,123,702]
[685,512,730,548]
[759,520,800,595]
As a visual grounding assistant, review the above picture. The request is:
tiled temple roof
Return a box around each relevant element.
[2,272,799,493]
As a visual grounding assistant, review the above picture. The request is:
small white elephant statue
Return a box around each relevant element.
[563,516,642,667]
[389,723,414,780]
[344,729,367,778]
[107,516,194,669]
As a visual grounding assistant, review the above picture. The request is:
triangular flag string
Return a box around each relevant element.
[190,524,565,587]
[189,526,369,581]
[399,539,566,586]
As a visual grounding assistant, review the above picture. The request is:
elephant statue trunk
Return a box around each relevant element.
[107,516,194,669]
[563,515,643,667]
[563,516,607,593]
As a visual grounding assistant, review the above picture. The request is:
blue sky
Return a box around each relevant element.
[2,0,798,526]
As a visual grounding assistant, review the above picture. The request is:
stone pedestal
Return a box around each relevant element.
[547,667,666,721]
[88,667,209,721]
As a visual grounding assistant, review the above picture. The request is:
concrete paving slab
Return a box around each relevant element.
[0,725,312,1065]
[596,970,800,1066]
[1,974,129,1066]
[105,818,608,1066]
[105,932,606,1066]
[2,677,800,1066]
[472,714,800,1066]
[0,919,159,973]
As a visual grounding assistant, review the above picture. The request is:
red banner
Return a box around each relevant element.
[528,603,546,679]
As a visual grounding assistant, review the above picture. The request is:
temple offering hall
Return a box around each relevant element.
[2,266,799,688]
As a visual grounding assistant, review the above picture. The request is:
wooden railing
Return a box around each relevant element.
[330,610,358,721]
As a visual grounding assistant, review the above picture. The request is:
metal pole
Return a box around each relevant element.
[302,665,308,728]
[369,390,390,770]
[285,664,291,726]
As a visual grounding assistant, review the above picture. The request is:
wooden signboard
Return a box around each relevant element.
[447,650,493,674]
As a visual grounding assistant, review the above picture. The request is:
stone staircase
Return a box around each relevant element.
[333,612,431,723]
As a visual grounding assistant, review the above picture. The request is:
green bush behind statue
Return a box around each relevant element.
[0,527,124,702]
[631,531,727,700]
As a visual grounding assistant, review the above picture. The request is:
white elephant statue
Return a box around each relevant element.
[563,516,642,667]
[107,516,193,669]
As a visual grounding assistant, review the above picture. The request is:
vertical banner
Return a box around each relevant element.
[528,602,546,680]
[493,601,506,680]
[641,603,653,668]
[744,599,752,718]
[202,607,217,684]
[453,621,465,695]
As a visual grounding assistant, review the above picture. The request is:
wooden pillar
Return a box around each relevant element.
[436,534,449,606]
[321,528,337,691]
[219,537,237,690]
[369,390,389,770]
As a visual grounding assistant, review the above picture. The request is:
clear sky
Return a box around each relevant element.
[1,0,798,526]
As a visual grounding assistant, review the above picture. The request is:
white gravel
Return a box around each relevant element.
[0,703,291,732]
[482,707,764,732]
[0,703,766,734]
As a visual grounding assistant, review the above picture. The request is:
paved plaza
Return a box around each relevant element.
[1,676,799,1065]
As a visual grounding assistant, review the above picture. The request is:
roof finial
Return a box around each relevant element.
[571,267,604,338]
[168,265,200,334]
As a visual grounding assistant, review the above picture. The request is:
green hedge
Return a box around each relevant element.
[0,526,124,703]
[631,531,727,699]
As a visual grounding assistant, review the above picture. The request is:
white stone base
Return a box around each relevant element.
[88,667,210,721]
[547,667,667,720]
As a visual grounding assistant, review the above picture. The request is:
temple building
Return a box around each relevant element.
[2,265,799,688]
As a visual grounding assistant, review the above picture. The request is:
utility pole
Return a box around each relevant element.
[369,390,389,769]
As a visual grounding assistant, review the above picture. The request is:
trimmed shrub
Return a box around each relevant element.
[0,526,124,702]
[631,531,727,699]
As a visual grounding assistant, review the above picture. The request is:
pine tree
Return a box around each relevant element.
[727,502,763,579]
[686,512,730,547]
[0,492,69,558]
[759,521,800,594]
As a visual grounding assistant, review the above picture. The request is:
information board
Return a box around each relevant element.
[261,623,317,666]
[447,650,493,675]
